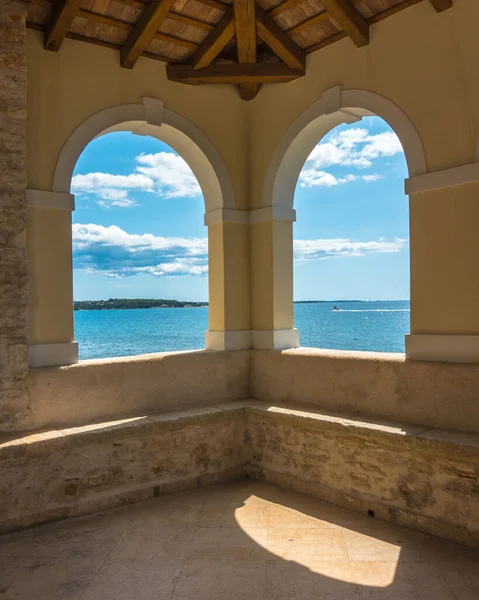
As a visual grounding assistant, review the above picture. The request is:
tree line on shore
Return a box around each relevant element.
[74,298,208,310]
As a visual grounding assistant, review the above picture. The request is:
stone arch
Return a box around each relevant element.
[53,98,235,212]
[263,87,427,209]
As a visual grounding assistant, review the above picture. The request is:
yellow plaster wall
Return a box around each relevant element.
[410,183,479,334]
[27,207,74,344]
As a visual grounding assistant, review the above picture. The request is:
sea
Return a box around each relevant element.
[75,300,410,361]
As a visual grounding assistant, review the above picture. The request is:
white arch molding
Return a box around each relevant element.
[263,86,427,209]
[52,98,235,212]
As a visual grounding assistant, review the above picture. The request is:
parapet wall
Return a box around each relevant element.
[23,350,250,432]
[18,347,479,434]
[251,349,479,434]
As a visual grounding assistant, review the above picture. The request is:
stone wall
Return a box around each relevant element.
[251,349,479,434]
[0,0,29,430]
[0,404,248,533]
[1,400,478,547]
[25,350,250,431]
[246,404,479,547]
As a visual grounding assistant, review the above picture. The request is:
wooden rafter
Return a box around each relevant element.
[192,10,235,69]
[77,10,199,50]
[234,0,259,101]
[167,63,305,85]
[286,11,328,37]
[321,0,369,47]
[268,0,301,18]
[167,12,214,32]
[256,5,305,70]
[121,0,177,69]
[191,0,230,11]
[429,0,452,11]
[44,0,82,50]
[28,20,172,62]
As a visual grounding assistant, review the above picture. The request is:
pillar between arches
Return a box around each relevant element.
[249,207,299,350]
[204,210,251,351]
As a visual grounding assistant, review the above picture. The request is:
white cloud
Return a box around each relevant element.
[299,125,403,188]
[71,172,154,192]
[361,174,383,182]
[299,171,383,188]
[294,237,408,260]
[72,151,201,208]
[136,152,201,198]
[361,131,403,158]
[73,223,208,278]
[73,223,407,278]
[96,189,137,208]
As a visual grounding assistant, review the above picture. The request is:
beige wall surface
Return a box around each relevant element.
[25,350,250,431]
[251,349,479,435]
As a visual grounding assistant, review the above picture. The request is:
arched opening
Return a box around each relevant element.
[42,100,237,363]
[72,131,208,360]
[293,116,409,352]
[260,88,426,351]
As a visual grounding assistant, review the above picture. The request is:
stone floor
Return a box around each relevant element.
[0,480,477,599]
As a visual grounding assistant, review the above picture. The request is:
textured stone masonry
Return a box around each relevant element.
[0,0,28,429]
[0,401,478,547]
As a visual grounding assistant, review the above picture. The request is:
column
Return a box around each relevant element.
[205,209,251,350]
[250,207,300,350]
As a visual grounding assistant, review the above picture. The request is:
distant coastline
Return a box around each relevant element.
[75,298,407,311]
[74,299,208,311]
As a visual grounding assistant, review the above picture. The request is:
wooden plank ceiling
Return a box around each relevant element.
[28,0,454,100]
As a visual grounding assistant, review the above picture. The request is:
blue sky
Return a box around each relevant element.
[72,117,409,302]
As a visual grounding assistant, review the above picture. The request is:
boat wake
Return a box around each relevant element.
[333,309,410,313]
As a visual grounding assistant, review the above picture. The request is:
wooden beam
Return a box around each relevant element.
[234,0,259,101]
[320,0,369,47]
[192,0,230,11]
[167,63,305,85]
[44,0,82,51]
[368,0,423,25]
[28,20,172,61]
[121,0,177,68]
[234,0,256,63]
[304,31,346,54]
[268,0,301,18]
[429,0,452,11]
[256,5,305,69]
[286,11,328,37]
[168,12,215,32]
[77,10,198,49]
[192,10,235,69]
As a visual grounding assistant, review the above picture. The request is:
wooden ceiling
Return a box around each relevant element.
[27,0,453,100]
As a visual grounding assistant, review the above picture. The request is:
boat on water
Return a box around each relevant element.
[332,306,339,311]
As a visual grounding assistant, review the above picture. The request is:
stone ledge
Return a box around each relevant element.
[0,403,250,534]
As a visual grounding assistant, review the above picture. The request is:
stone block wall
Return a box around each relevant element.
[0,405,248,533]
[245,405,479,548]
[0,0,28,429]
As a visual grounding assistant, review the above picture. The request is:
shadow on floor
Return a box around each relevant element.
[0,478,477,599]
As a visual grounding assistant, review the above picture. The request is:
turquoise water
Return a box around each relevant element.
[75,300,409,360]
